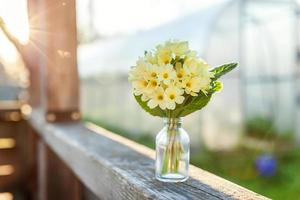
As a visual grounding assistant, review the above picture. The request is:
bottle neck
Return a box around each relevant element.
[163,118,182,129]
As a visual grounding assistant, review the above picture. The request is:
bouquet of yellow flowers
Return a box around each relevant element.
[129,40,237,182]
[129,40,236,117]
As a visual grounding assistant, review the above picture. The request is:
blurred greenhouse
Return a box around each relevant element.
[78,0,300,149]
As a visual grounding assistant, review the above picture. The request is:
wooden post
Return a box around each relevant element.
[0,0,80,120]
[39,0,80,122]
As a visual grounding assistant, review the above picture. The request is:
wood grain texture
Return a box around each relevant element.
[29,110,269,200]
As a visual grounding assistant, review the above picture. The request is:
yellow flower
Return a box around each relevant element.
[156,44,172,65]
[128,58,148,81]
[197,77,212,93]
[198,65,214,80]
[175,63,187,81]
[168,40,189,57]
[147,87,167,109]
[132,79,149,96]
[183,57,214,86]
[165,86,185,110]
[145,64,159,80]
[187,50,197,58]
[158,64,176,85]
[182,77,203,96]
[145,78,159,94]
[183,57,203,77]
[145,52,157,64]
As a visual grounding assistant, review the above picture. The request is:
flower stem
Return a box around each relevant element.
[161,119,182,175]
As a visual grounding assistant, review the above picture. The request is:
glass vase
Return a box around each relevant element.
[155,118,190,182]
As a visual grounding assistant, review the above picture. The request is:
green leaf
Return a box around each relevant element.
[177,92,212,117]
[134,95,166,117]
[209,81,223,93]
[210,63,238,81]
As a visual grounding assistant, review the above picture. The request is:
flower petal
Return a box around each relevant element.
[147,99,158,109]
[141,94,149,102]
[166,102,176,110]
[176,96,185,104]
[159,102,167,110]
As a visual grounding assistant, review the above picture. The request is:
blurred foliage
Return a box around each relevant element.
[84,116,300,200]
[191,148,300,200]
[246,116,293,140]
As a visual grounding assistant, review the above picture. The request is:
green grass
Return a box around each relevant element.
[85,117,300,200]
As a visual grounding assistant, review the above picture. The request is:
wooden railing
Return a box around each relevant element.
[25,109,269,200]
[0,102,270,199]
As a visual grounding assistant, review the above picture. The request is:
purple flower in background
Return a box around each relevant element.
[255,154,277,177]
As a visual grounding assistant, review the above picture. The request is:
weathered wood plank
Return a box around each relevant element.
[29,110,269,200]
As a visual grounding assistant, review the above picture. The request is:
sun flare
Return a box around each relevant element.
[0,0,30,87]
[0,0,30,44]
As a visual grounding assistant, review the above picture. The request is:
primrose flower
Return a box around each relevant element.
[129,59,148,81]
[156,44,172,65]
[146,79,159,95]
[168,40,190,57]
[145,52,157,64]
[183,57,204,77]
[132,79,149,96]
[165,86,185,110]
[175,63,187,81]
[146,64,159,80]
[198,77,212,93]
[158,64,176,85]
[182,77,203,96]
[147,87,167,109]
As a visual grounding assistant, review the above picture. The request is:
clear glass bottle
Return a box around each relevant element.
[155,118,190,182]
